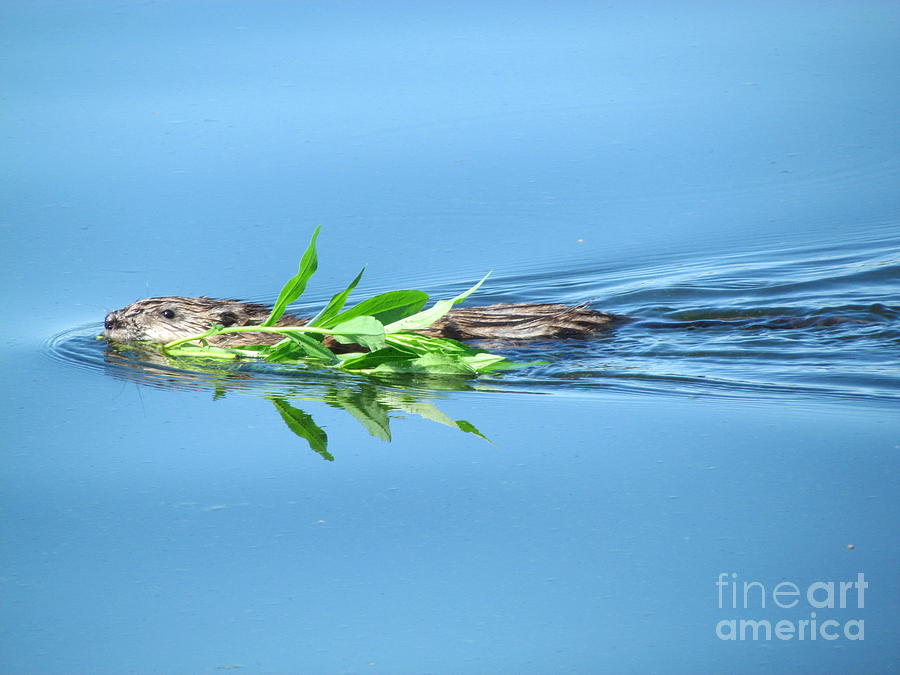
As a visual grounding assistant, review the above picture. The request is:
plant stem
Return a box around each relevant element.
[163,325,332,351]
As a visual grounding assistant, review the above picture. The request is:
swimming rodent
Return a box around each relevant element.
[103,296,621,347]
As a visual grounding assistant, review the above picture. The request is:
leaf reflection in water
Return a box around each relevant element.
[103,342,489,459]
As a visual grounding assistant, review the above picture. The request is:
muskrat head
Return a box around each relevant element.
[103,296,268,344]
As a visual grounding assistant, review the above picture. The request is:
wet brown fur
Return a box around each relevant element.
[104,296,620,347]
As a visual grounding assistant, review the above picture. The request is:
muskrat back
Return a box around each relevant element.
[103,296,620,346]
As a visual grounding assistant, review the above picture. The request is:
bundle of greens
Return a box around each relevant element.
[160,228,528,377]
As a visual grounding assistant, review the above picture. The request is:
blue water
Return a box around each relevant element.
[2,2,899,674]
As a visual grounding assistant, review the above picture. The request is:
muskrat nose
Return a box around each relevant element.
[104,312,119,331]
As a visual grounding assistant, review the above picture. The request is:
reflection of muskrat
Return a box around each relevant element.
[103,296,620,346]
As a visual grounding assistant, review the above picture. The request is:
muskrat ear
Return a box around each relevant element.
[217,311,239,327]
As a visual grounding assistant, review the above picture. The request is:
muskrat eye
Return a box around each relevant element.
[161,309,176,320]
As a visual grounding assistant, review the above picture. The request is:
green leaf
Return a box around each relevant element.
[334,332,522,376]
[261,227,321,326]
[374,392,489,440]
[458,352,515,371]
[269,397,333,461]
[385,333,475,356]
[322,290,428,328]
[324,387,392,441]
[383,272,491,333]
[307,266,366,327]
[380,396,456,426]
[454,420,489,440]
[373,352,477,376]
[338,348,418,371]
[264,332,337,364]
[161,343,266,359]
[467,355,543,372]
[329,315,387,352]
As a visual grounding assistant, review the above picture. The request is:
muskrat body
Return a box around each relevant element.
[103,296,620,346]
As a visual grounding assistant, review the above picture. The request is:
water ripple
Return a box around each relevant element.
[48,227,900,407]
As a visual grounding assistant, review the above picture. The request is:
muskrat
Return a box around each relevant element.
[103,296,620,347]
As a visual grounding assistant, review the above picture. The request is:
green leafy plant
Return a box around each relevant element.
[158,227,530,377]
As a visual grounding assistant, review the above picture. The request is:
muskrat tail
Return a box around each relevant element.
[421,302,621,341]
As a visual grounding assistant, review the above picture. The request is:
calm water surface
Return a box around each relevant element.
[2,2,899,674]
